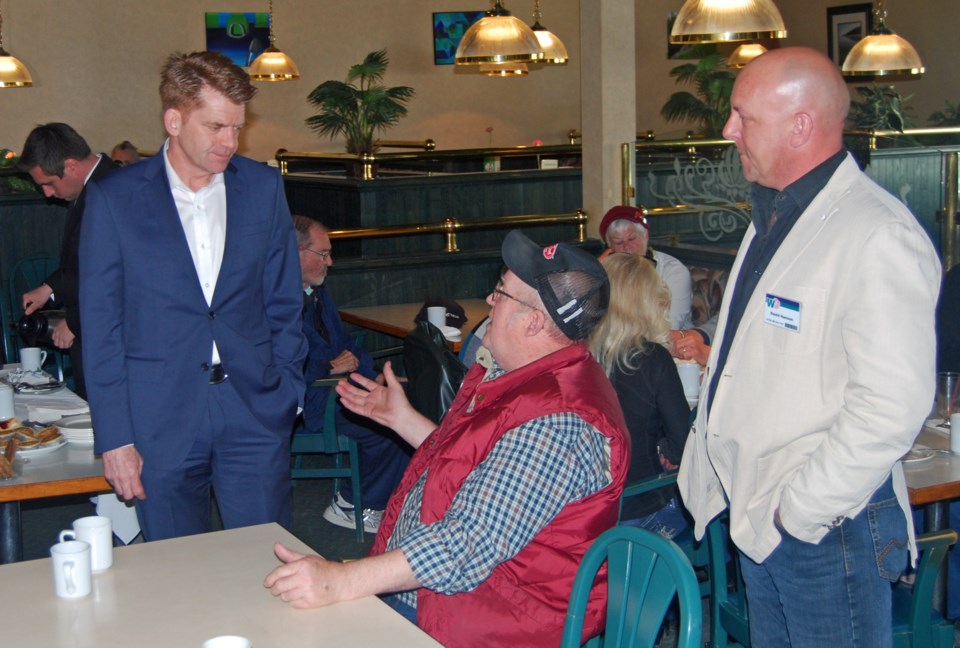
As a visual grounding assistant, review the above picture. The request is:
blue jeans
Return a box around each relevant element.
[738,478,906,647]
[620,496,689,540]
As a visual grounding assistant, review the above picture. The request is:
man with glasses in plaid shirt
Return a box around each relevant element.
[266,230,629,647]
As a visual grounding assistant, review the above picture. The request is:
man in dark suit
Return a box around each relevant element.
[80,51,307,541]
[18,123,116,399]
[292,215,410,533]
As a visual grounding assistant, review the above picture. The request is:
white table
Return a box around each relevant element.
[0,523,441,647]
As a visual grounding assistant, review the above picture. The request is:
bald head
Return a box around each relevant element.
[723,47,850,190]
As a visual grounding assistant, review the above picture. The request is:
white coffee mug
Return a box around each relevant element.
[51,540,91,599]
[427,306,447,329]
[676,361,701,400]
[202,636,253,648]
[19,347,47,372]
[0,384,14,421]
[59,516,112,572]
[951,413,960,454]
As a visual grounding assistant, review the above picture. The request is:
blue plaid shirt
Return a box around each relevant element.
[387,365,612,607]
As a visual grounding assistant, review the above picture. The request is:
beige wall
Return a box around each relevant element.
[0,0,956,161]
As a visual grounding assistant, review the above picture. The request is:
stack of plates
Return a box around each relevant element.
[56,414,94,445]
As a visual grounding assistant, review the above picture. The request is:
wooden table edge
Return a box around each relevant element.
[0,476,111,503]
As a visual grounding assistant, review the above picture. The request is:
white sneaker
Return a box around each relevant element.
[322,492,383,534]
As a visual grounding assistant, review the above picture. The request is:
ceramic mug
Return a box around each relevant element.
[50,540,91,599]
[59,515,112,572]
[0,384,14,421]
[427,307,447,329]
[19,347,47,372]
[951,413,960,454]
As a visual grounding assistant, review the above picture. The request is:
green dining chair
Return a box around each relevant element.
[561,526,703,648]
[892,528,957,648]
[706,515,750,647]
[290,378,365,542]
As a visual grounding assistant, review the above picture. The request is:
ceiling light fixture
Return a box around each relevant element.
[530,0,568,65]
[455,0,543,65]
[726,42,767,68]
[841,0,923,77]
[480,62,529,77]
[0,0,33,88]
[248,0,300,82]
[670,0,787,44]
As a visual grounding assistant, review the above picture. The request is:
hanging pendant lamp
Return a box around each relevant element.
[455,0,543,65]
[248,0,300,81]
[727,42,767,68]
[0,1,32,88]
[842,0,923,77]
[530,0,568,65]
[670,0,787,44]
[480,62,529,76]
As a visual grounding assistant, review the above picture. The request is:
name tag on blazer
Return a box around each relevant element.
[764,293,801,332]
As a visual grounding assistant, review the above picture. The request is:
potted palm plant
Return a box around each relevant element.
[660,44,735,138]
[305,49,415,176]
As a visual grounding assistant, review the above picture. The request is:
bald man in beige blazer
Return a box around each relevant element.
[678,47,940,646]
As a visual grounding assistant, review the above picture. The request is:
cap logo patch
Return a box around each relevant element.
[542,244,558,260]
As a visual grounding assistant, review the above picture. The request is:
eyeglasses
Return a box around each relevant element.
[491,281,540,311]
[301,248,331,261]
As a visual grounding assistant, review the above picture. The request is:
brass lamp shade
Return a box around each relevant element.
[0,48,32,87]
[842,30,924,77]
[480,62,529,76]
[248,46,301,81]
[727,42,767,68]
[531,23,568,64]
[455,1,543,65]
[670,0,787,44]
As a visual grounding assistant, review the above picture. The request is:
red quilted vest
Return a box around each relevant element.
[371,343,629,647]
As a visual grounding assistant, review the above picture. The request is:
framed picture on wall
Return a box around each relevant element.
[432,11,485,65]
[205,12,271,68]
[826,4,873,69]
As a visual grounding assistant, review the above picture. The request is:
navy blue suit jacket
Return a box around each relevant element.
[300,286,375,433]
[79,151,307,468]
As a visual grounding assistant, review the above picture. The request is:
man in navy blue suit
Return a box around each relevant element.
[292,216,410,533]
[80,51,307,540]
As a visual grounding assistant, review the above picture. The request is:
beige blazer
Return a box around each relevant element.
[678,154,941,563]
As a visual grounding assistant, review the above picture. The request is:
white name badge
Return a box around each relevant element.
[764,293,800,332]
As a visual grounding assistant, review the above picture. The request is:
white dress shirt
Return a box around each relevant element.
[163,140,226,364]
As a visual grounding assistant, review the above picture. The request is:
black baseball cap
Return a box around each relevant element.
[501,230,609,341]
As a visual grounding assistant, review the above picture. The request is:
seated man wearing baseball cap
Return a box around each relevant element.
[265,230,629,647]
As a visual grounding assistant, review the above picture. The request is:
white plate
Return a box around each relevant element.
[924,417,950,433]
[64,436,94,446]
[57,414,93,432]
[902,445,936,463]
[17,436,68,456]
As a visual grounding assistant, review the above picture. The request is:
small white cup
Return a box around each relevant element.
[59,515,112,572]
[426,306,447,329]
[19,347,47,373]
[0,384,14,421]
[951,413,960,454]
[676,361,701,400]
[202,637,252,648]
[51,540,91,599]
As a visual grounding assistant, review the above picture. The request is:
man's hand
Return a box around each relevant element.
[671,329,711,367]
[264,543,348,608]
[329,350,360,375]
[22,284,53,315]
[336,361,435,449]
[51,319,75,349]
[102,445,146,501]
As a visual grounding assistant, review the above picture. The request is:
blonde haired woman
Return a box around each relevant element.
[590,253,691,537]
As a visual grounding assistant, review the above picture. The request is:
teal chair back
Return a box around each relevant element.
[892,529,957,648]
[561,526,703,648]
[290,379,365,542]
[706,515,750,647]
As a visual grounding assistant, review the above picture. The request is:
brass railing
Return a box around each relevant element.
[328,210,589,253]
[377,139,436,151]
